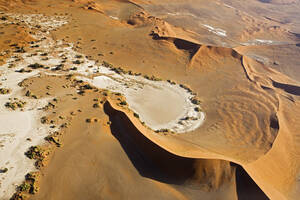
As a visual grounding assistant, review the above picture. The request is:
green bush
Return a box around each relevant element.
[0,88,11,94]
[25,146,43,160]
[18,182,31,192]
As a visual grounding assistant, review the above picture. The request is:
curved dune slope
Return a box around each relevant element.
[0,0,299,200]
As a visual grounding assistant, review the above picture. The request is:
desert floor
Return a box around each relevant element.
[0,0,300,200]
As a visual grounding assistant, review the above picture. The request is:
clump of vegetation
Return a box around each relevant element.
[190,97,201,105]
[8,63,15,68]
[40,52,48,56]
[5,99,26,110]
[25,172,40,194]
[179,84,192,93]
[24,145,49,169]
[10,193,29,200]
[0,167,8,173]
[72,60,81,64]
[93,103,100,108]
[30,44,40,48]
[77,90,85,95]
[85,117,99,123]
[11,171,40,199]
[45,132,61,147]
[27,63,44,69]
[181,116,198,121]
[102,61,113,68]
[51,64,64,71]
[133,112,139,118]
[25,146,43,160]
[15,68,32,73]
[119,101,127,106]
[144,75,162,81]
[194,107,201,112]
[110,67,126,74]
[0,88,11,95]
[40,116,48,124]
[18,182,31,192]
[42,102,56,111]
[25,90,37,99]
[14,46,26,53]
[0,16,7,21]
[80,84,93,90]
[155,129,169,133]
[167,80,176,85]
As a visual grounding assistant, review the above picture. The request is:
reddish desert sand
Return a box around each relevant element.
[0,0,299,200]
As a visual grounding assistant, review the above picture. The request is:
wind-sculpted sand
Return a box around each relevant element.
[0,10,205,199]
[0,0,299,200]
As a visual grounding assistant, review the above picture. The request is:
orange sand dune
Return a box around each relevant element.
[0,0,299,200]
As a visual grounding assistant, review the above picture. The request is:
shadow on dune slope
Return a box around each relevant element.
[233,164,269,200]
[150,32,201,60]
[103,101,196,185]
[272,80,300,96]
[103,101,269,199]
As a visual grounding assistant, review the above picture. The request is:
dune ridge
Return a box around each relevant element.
[0,0,299,200]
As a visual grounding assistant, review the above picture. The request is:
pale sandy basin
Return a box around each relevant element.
[83,74,205,133]
[126,84,185,126]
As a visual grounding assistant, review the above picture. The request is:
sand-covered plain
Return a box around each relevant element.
[0,0,299,200]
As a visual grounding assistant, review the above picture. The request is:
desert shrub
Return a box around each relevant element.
[120,101,127,106]
[0,16,7,21]
[155,129,169,133]
[28,63,44,69]
[18,183,31,192]
[0,168,8,173]
[25,146,43,160]
[40,116,48,124]
[191,97,201,105]
[93,103,100,108]
[5,100,26,110]
[52,64,64,71]
[40,52,48,56]
[133,113,139,118]
[179,84,192,93]
[15,68,32,73]
[144,75,150,79]
[194,107,201,112]
[72,60,81,64]
[45,133,61,147]
[167,80,176,85]
[111,67,125,74]
[102,61,113,68]
[0,88,11,94]
[80,84,93,90]
[15,47,26,53]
